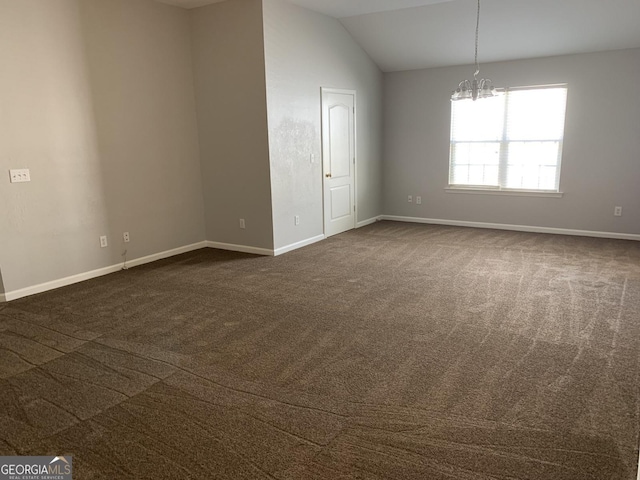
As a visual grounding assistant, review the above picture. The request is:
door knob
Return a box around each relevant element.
[325,173,332,178]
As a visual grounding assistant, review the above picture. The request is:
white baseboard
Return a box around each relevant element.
[1,241,208,302]
[357,216,382,228]
[126,241,209,268]
[274,234,325,256]
[206,241,274,256]
[381,215,640,241]
[9,215,631,303]
[1,234,329,303]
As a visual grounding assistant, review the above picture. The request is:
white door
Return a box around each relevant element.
[322,89,356,238]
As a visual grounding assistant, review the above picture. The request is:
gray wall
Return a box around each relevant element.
[262,0,384,250]
[191,0,274,250]
[0,0,205,293]
[383,49,640,234]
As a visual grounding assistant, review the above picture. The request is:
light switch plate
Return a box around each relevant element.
[9,169,30,183]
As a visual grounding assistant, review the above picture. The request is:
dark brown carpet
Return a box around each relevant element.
[1,221,640,479]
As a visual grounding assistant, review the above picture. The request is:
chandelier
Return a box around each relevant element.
[451,0,498,101]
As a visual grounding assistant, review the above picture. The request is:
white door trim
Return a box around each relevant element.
[321,87,357,237]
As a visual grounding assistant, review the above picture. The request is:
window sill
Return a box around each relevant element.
[445,187,564,198]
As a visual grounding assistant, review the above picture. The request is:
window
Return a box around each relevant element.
[449,85,568,192]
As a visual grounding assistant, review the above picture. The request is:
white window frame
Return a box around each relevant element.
[447,84,568,197]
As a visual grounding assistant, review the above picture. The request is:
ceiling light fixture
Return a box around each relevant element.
[451,0,498,101]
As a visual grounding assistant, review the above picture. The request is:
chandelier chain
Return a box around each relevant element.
[474,0,480,77]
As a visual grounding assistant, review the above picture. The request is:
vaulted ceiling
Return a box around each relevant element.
[155,0,640,72]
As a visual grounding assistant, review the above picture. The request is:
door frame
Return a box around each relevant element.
[320,87,357,236]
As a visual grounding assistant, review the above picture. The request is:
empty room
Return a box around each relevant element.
[1,0,639,478]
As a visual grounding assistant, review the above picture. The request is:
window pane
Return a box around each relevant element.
[451,95,505,142]
[506,88,567,141]
[508,141,560,167]
[450,142,500,186]
[538,166,558,191]
[505,141,560,190]
[506,165,555,190]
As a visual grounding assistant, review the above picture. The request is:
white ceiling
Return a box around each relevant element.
[284,0,456,19]
[154,0,454,15]
[155,0,640,72]
[154,0,226,8]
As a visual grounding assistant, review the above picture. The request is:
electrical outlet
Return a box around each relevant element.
[408,195,413,203]
[310,154,315,164]
[9,169,30,183]
[294,215,300,226]
[614,206,622,217]
[239,218,246,229]
[123,232,130,243]
[100,236,108,248]
[416,196,422,205]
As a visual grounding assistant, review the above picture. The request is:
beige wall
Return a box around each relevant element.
[190,0,274,250]
[262,0,384,250]
[0,0,205,293]
[0,0,380,297]
[383,49,640,235]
